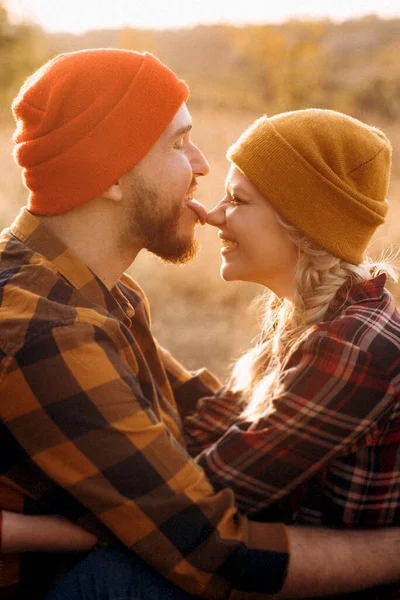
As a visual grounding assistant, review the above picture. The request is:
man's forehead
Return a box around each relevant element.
[166,103,192,136]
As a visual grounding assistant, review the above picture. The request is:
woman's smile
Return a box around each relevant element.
[219,237,238,253]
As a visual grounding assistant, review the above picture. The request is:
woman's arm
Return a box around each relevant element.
[1,511,98,553]
[187,333,395,515]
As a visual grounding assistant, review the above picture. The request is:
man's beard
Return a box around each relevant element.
[120,175,199,264]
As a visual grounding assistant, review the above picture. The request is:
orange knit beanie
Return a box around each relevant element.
[12,48,189,215]
[228,109,392,264]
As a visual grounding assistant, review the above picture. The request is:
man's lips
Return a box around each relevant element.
[185,198,207,224]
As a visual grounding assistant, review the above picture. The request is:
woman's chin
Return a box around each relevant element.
[220,264,237,282]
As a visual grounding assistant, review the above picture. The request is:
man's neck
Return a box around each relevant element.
[37,204,140,289]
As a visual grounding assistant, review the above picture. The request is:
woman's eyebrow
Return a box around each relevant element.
[226,182,246,196]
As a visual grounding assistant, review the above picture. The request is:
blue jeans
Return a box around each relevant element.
[43,546,198,600]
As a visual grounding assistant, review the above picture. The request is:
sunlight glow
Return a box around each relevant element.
[6,0,400,34]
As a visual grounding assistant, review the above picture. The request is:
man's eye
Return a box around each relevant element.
[174,138,184,149]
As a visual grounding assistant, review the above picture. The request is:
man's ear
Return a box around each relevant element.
[103,182,123,202]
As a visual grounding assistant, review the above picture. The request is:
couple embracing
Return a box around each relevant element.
[0,49,399,600]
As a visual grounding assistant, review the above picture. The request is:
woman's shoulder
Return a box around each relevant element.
[309,277,400,367]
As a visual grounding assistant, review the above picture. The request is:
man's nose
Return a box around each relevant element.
[206,202,225,227]
[192,145,210,177]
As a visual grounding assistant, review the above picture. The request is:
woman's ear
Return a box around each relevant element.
[103,182,123,202]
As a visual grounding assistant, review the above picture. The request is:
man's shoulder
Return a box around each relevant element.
[0,271,72,357]
[0,236,98,357]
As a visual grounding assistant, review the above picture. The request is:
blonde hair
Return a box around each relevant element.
[230,217,399,422]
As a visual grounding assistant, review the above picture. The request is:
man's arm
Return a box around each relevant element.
[1,511,97,553]
[280,526,400,598]
[2,510,399,597]
[156,342,224,420]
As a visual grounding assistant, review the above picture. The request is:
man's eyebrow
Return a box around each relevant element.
[171,124,192,137]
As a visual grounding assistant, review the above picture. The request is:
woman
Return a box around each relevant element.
[185,109,400,537]
[2,109,399,598]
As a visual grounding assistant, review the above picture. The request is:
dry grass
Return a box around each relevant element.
[1,109,400,379]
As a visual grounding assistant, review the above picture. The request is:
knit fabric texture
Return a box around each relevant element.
[227,109,392,264]
[12,48,189,215]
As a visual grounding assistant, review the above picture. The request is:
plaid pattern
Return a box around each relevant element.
[0,209,289,600]
[185,274,400,599]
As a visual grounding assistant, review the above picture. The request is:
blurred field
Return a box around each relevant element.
[1,108,400,379]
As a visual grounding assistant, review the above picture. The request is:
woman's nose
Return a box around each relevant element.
[206,202,225,227]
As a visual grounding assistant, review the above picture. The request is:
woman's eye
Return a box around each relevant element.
[230,196,243,205]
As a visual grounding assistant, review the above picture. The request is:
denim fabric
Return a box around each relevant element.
[43,546,198,600]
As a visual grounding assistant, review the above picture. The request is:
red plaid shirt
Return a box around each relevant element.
[185,275,400,599]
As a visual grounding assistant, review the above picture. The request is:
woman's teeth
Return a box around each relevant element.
[220,239,238,250]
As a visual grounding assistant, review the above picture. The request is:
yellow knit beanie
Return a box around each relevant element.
[227,109,392,264]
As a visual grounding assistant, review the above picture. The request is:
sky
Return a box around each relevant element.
[5,0,400,34]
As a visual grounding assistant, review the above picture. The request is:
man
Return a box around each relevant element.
[0,48,399,600]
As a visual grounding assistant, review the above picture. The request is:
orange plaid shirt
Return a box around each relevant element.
[0,208,289,600]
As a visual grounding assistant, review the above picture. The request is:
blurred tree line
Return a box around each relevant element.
[1,2,400,122]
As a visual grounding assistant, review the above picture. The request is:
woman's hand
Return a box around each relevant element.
[1,511,98,553]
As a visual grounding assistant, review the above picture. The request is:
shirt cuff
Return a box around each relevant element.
[231,522,290,598]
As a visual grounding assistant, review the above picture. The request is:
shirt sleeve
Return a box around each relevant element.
[157,343,224,420]
[119,273,224,420]
[1,320,288,599]
[186,330,394,515]
[184,389,244,456]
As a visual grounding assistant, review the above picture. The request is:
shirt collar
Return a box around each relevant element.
[347,272,387,304]
[328,272,388,318]
[9,207,133,324]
